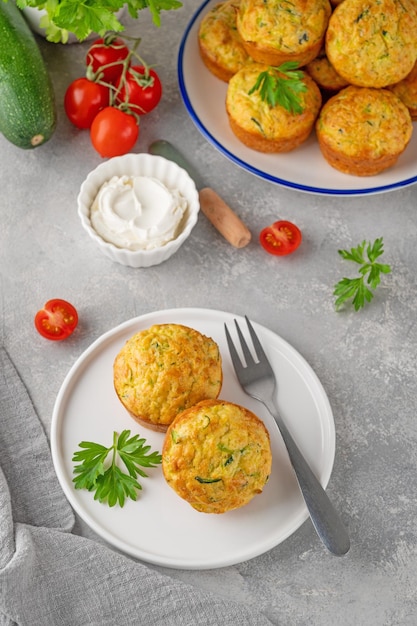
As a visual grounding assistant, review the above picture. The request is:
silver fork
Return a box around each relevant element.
[225,316,350,556]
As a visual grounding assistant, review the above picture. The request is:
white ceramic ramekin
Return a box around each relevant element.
[77,153,200,268]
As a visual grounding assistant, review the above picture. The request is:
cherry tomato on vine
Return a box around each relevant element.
[35,299,78,341]
[86,37,130,83]
[90,107,139,157]
[64,78,110,129]
[259,220,302,256]
[115,65,162,115]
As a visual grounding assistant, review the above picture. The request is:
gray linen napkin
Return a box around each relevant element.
[0,348,273,626]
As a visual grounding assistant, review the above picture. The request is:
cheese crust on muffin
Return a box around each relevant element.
[236,0,331,66]
[316,85,413,176]
[113,324,222,432]
[198,0,250,82]
[162,399,272,514]
[326,0,417,88]
[226,63,322,152]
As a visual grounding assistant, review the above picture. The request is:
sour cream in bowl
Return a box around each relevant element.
[77,153,200,268]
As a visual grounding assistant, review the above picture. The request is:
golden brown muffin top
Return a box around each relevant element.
[326,0,417,88]
[316,86,413,158]
[305,49,350,92]
[226,63,322,139]
[236,0,331,52]
[198,0,250,78]
[113,324,222,430]
[162,399,272,514]
[389,61,417,118]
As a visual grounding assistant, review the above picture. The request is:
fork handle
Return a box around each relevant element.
[266,404,350,556]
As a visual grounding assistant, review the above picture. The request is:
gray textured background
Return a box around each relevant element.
[1,2,417,624]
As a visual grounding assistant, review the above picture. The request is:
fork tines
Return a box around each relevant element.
[224,316,267,368]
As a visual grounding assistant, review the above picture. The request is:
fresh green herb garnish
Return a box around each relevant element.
[72,429,162,507]
[14,0,183,43]
[334,238,391,311]
[248,62,307,114]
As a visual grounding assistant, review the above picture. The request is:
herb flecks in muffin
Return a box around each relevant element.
[326,0,417,88]
[248,62,307,114]
[114,324,222,432]
[72,430,162,507]
[163,399,272,514]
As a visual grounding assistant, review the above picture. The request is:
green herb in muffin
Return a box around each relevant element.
[248,62,307,114]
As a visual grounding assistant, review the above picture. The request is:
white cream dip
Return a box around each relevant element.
[90,175,188,250]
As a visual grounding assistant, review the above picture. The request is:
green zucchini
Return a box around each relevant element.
[0,1,56,148]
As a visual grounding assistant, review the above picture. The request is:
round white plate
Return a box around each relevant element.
[51,307,335,569]
[177,0,417,196]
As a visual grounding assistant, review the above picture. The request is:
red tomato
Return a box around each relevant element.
[35,299,78,341]
[90,107,139,157]
[259,220,302,256]
[64,78,110,129]
[86,37,130,83]
[115,66,162,115]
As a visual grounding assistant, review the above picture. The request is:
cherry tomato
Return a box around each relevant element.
[90,107,139,157]
[35,299,78,341]
[64,78,110,129]
[86,36,130,83]
[259,220,302,256]
[115,66,162,115]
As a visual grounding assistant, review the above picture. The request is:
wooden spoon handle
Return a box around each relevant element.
[199,187,251,248]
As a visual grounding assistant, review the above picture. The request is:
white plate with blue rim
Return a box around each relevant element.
[177,0,417,196]
[51,307,335,569]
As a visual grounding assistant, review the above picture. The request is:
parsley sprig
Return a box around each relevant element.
[72,430,162,507]
[334,238,391,311]
[248,62,307,114]
[16,0,183,43]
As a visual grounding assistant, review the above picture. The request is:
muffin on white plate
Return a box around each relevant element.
[162,399,272,514]
[198,0,250,82]
[113,323,223,432]
[77,153,200,268]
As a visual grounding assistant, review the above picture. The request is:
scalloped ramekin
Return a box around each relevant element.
[77,153,200,268]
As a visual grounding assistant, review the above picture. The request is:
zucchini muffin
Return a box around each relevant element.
[326,0,417,88]
[226,63,322,152]
[316,85,413,175]
[198,0,250,82]
[162,399,272,514]
[236,0,332,66]
[113,324,222,432]
[305,48,350,95]
[389,61,417,120]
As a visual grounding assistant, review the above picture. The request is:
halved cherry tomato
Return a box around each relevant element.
[35,299,78,341]
[90,107,139,157]
[115,66,162,115]
[259,220,302,256]
[86,36,130,83]
[64,78,110,129]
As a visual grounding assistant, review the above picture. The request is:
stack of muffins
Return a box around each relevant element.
[114,323,272,514]
[198,0,417,176]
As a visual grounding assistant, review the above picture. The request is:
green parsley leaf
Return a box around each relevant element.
[15,0,183,42]
[248,62,307,114]
[72,430,162,507]
[127,0,183,27]
[334,238,391,311]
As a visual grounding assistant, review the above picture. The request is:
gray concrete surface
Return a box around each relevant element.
[1,3,417,624]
